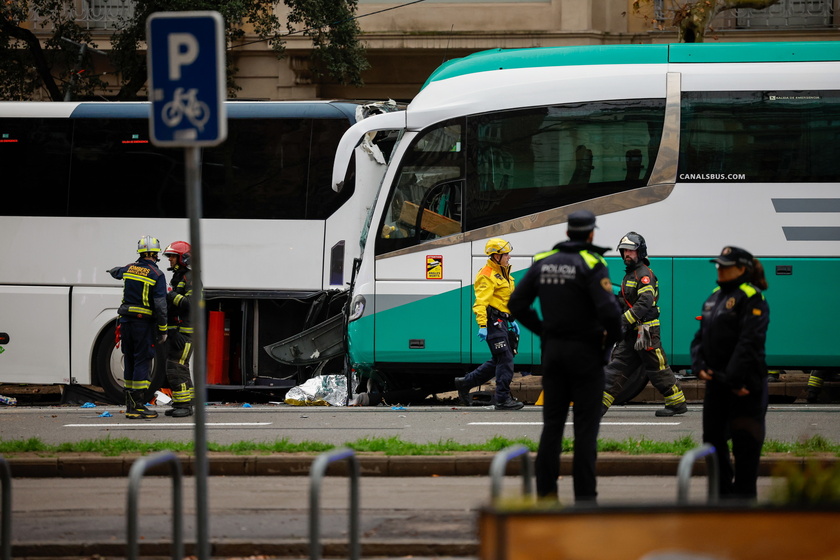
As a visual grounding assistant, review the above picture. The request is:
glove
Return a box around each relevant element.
[509,320,520,335]
[634,323,652,351]
[107,266,122,278]
[477,327,488,341]
[156,332,168,344]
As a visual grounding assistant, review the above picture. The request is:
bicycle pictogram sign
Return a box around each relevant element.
[162,88,210,131]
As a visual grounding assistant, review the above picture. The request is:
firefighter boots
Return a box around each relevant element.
[125,390,158,419]
[165,404,193,417]
[656,385,687,417]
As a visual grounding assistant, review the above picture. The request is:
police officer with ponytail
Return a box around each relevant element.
[691,246,770,501]
[602,232,687,417]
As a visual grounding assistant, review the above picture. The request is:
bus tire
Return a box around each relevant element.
[611,364,649,406]
[92,321,166,404]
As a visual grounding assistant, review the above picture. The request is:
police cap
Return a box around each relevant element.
[711,246,754,268]
[567,210,597,232]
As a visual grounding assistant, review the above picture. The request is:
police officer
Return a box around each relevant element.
[602,232,687,417]
[108,236,168,419]
[509,210,621,503]
[453,238,524,411]
[162,241,196,417]
[691,246,770,500]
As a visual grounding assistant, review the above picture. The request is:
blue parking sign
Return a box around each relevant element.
[147,11,227,146]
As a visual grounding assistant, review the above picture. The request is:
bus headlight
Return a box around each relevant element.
[348,294,366,322]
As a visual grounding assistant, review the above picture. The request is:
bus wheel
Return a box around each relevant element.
[611,365,649,406]
[92,322,166,404]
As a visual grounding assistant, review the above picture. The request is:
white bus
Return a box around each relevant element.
[0,100,395,402]
[333,41,840,399]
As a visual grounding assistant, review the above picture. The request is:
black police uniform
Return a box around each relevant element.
[509,212,622,502]
[110,257,167,411]
[165,264,195,412]
[691,264,770,500]
[602,259,686,415]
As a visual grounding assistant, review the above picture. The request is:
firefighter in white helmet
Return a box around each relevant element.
[108,235,168,419]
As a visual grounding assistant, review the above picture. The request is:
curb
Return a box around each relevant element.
[4,452,836,478]
[11,540,480,559]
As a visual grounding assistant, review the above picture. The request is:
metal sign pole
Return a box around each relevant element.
[185,145,209,560]
[147,14,225,560]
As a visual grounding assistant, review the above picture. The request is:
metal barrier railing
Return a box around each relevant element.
[489,444,534,501]
[309,448,360,560]
[0,457,11,560]
[677,443,719,504]
[126,451,184,560]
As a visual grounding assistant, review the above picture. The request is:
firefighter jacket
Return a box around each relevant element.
[690,277,770,394]
[473,257,514,328]
[166,265,193,335]
[110,257,168,334]
[619,259,661,330]
[509,240,622,347]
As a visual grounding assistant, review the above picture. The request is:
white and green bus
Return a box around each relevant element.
[333,41,840,398]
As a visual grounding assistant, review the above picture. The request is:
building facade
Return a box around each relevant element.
[24,0,840,101]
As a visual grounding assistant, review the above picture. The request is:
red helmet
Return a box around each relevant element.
[163,241,191,267]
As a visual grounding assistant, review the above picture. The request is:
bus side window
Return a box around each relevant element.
[463,99,665,231]
[679,91,840,183]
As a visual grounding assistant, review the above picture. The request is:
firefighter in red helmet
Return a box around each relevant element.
[162,241,195,417]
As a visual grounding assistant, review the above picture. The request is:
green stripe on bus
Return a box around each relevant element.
[668,41,840,63]
[423,45,668,88]
[423,42,840,89]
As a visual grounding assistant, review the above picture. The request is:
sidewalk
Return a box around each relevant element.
[7,473,781,559]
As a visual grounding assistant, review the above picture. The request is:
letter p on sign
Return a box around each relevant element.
[168,33,199,80]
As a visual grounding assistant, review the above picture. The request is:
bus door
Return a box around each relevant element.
[372,175,468,366]
[373,243,470,365]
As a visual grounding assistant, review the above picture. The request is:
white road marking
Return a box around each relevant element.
[468,422,681,426]
[64,422,272,427]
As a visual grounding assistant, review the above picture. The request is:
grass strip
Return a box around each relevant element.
[0,434,837,457]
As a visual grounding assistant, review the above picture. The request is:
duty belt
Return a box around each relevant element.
[487,307,511,321]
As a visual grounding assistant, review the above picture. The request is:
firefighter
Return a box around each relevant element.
[602,232,687,417]
[163,241,196,417]
[453,238,524,410]
[691,246,770,500]
[806,369,838,403]
[509,209,622,502]
[108,236,168,419]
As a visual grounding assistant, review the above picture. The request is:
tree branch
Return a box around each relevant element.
[0,15,63,100]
